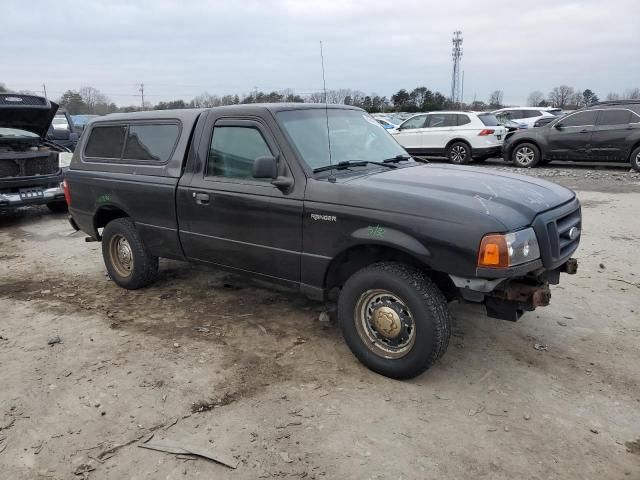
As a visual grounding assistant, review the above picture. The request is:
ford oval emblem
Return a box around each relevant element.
[568,227,580,240]
[5,96,23,102]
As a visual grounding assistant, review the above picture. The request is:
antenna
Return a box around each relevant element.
[320,41,335,182]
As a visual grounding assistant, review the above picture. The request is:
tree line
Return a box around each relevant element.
[1,81,639,116]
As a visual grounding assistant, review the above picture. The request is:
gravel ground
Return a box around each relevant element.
[0,162,639,479]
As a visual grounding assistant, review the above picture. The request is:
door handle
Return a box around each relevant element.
[579,129,589,133]
[193,192,210,204]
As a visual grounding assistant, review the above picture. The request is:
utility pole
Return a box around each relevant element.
[461,70,465,106]
[42,83,47,99]
[450,30,463,105]
[138,83,145,109]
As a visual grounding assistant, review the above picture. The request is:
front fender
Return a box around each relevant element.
[350,226,432,264]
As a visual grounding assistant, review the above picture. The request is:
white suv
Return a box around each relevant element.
[491,107,563,128]
[390,111,506,164]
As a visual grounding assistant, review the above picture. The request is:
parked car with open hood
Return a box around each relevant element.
[0,93,71,212]
[65,104,580,379]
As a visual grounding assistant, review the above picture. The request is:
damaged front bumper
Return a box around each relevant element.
[450,258,578,321]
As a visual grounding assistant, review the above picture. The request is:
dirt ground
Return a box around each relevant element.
[1,161,639,479]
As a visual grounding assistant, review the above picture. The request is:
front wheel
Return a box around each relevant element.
[446,142,472,165]
[630,146,640,173]
[511,142,541,168]
[102,217,158,289]
[338,262,451,379]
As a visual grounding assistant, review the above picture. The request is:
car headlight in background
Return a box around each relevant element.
[477,227,540,268]
[58,152,73,168]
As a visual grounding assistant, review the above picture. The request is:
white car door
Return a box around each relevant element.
[422,113,458,153]
[391,114,428,150]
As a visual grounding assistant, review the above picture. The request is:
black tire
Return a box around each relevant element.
[511,142,540,168]
[46,201,68,213]
[338,262,451,379]
[630,146,640,173]
[101,217,158,289]
[446,142,472,165]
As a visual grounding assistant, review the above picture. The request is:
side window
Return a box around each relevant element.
[426,114,456,127]
[559,111,597,127]
[84,125,127,159]
[525,110,541,118]
[400,115,426,130]
[123,124,179,162]
[206,126,272,179]
[596,109,632,126]
[456,114,471,126]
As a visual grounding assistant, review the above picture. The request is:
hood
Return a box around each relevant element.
[0,94,59,138]
[348,164,575,230]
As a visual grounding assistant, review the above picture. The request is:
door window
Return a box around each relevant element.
[399,115,427,130]
[206,126,272,179]
[508,110,524,119]
[596,109,632,126]
[559,111,598,127]
[426,114,457,127]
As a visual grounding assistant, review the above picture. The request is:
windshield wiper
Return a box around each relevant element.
[382,154,412,163]
[383,154,429,164]
[313,160,398,173]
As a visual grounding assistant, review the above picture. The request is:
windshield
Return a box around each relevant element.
[0,127,39,138]
[277,109,407,171]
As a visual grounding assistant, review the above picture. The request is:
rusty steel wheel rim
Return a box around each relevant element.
[354,289,416,359]
[108,234,133,278]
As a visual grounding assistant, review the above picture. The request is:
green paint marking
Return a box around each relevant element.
[367,225,386,238]
[97,194,112,204]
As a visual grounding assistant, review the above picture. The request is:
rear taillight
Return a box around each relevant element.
[63,180,71,206]
[478,129,495,136]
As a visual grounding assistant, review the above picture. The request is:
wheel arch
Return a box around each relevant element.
[324,243,457,301]
[93,204,131,240]
[445,138,472,152]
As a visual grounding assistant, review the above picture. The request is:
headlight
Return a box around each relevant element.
[477,227,540,268]
[58,152,73,168]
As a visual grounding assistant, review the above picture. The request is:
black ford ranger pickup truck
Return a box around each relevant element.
[0,93,72,212]
[65,104,580,379]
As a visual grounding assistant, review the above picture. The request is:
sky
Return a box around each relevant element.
[2,0,639,106]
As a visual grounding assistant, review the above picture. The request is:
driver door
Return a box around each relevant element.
[392,114,428,153]
[177,116,303,285]
[546,110,597,160]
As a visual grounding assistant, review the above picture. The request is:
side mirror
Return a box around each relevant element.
[69,132,79,143]
[554,123,563,130]
[252,155,278,179]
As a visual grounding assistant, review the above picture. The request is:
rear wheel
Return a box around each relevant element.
[446,142,472,165]
[338,262,451,379]
[511,142,541,168]
[46,201,68,213]
[630,146,640,173]
[102,217,158,289]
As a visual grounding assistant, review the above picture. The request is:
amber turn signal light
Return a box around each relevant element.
[478,234,509,268]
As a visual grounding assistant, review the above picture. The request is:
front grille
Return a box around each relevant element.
[0,94,47,106]
[0,154,59,178]
[532,198,581,270]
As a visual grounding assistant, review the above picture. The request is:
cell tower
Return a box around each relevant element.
[450,30,463,105]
